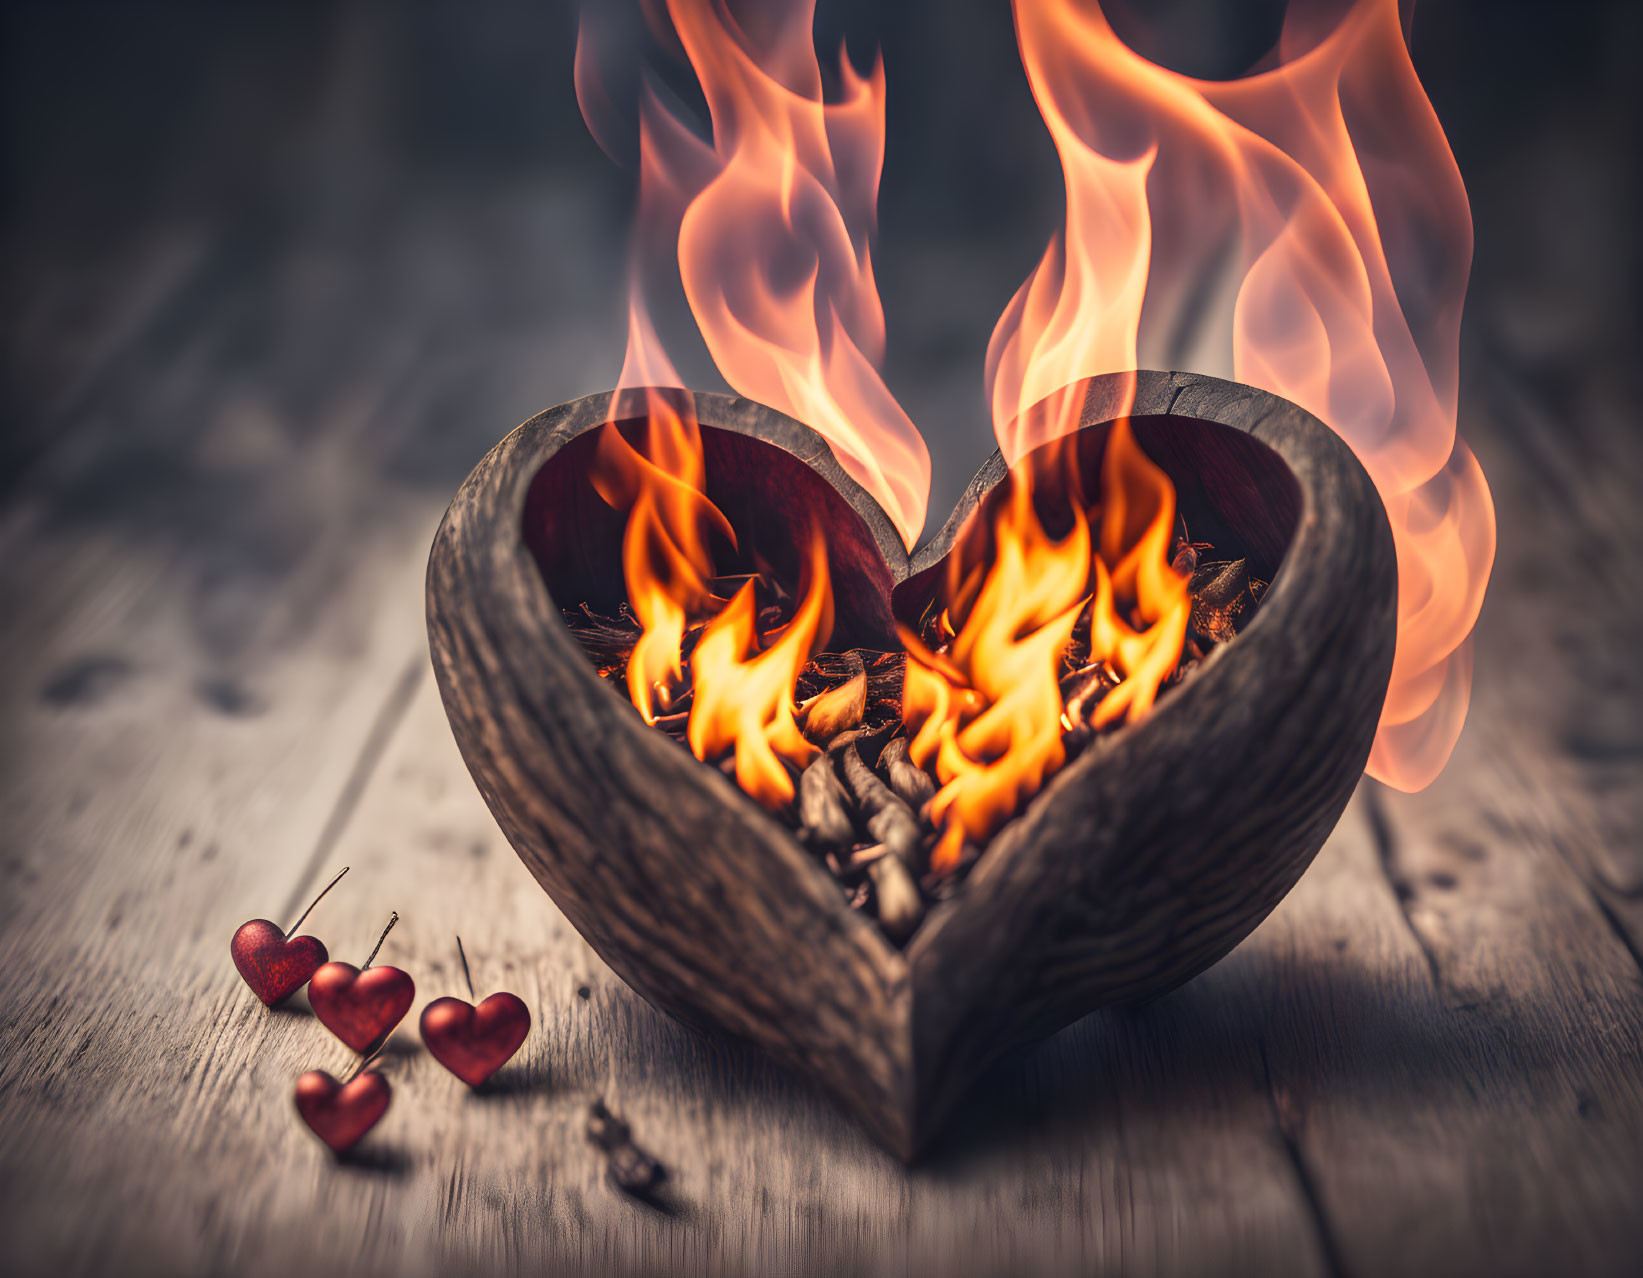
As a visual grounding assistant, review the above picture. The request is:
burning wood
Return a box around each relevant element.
[559,445,1266,945]
[561,483,1261,945]
[866,851,924,942]
[1189,558,1262,646]
[556,327,1272,947]
[836,741,922,875]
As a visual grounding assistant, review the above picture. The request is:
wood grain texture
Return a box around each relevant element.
[427,372,1396,1158]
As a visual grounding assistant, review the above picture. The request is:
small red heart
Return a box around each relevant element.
[308,962,415,1052]
[231,920,328,1006]
[294,1069,390,1153]
[420,993,532,1086]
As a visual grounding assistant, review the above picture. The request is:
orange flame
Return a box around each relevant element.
[992,0,1495,790]
[688,530,833,803]
[588,383,834,806]
[577,3,848,806]
[902,420,1189,870]
[579,0,930,549]
[588,388,732,722]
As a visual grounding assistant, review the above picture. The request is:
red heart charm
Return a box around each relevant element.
[231,920,328,1006]
[294,1069,390,1153]
[420,993,532,1086]
[307,962,415,1052]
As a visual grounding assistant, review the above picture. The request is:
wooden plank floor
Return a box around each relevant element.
[3,8,1641,1277]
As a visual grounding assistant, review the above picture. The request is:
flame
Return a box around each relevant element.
[992,0,1495,790]
[588,383,833,806]
[588,387,732,722]
[902,420,1189,870]
[688,529,833,803]
[577,3,851,806]
[578,0,930,549]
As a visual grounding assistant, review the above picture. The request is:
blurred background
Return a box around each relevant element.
[5,0,1636,530]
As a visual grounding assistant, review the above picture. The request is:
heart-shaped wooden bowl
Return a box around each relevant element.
[427,370,1396,1160]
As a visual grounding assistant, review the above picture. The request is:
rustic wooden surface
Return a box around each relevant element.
[3,3,1641,1275]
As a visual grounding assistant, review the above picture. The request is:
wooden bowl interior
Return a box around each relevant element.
[523,417,900,651]
[892,414,1303,628]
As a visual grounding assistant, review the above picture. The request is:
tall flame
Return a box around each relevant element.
[578,0,930,549]
[992,0,1495,790]
[578,0,860,801]
[588,377,835,807]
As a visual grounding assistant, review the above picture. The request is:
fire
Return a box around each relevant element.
[902,420,1190,870]
[588,387,732,722]
[575,0,909,804]
[991,0,1495,790]
[577,0,931,550]
[589,386,833,806]
[688,530,833,803]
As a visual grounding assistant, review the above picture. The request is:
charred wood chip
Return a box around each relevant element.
[1166,656,1201,687]
[681,621,709,662]
[879,736,937,810]
[840,843,888,871]
[651,709,690,735]
[1190,558,1253,644]
[798,752,855,851]
[1060,662,1121,725]
[824,849,863,881]
[587,1100,665,1197]
[586,1100,630,1151]
[562,604,641,669]
[797,650,866,743]
[797,648,904,707]
[1190,558,1249,606]
[838,742,922,871]
[868,852,925,941]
